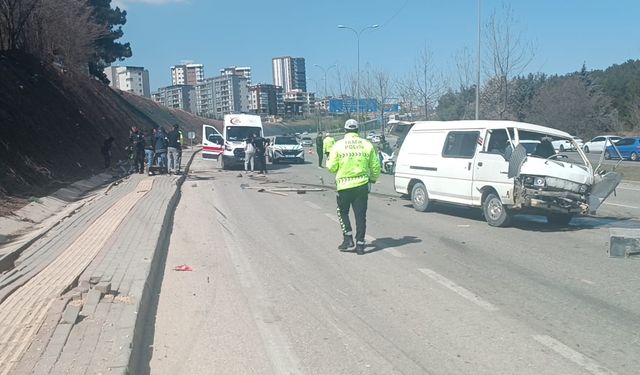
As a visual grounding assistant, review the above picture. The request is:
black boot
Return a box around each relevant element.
[338,235,354,251]
[355,242,365,255]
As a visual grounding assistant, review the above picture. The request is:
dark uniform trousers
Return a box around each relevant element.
[336,184,369,244]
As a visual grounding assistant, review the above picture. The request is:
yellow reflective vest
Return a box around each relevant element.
[327,133,381,191]
[322,136,336,154]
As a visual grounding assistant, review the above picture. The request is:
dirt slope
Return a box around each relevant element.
[0,51,220,206]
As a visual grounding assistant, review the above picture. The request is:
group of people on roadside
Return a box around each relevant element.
[243,133,270,174]
[102,124,184,176]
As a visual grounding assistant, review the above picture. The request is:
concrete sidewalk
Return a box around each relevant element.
[0,149,197,374]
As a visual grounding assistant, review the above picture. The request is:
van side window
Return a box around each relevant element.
[442,131,480,159]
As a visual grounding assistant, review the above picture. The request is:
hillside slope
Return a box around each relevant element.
[0,51,220,205]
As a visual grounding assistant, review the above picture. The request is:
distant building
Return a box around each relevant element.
[171,63,204,86]
[220,66,252,85]
[152,85,195,113]
[284,91,315,116]
[249,84,284,117]
[272,56,307,93]
[194,75,249,119]
[104,66,150,98]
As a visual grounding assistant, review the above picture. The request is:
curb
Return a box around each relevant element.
[128,148,200,374]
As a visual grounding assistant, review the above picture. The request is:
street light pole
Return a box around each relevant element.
[338,24,378,123]
[313,64,336,100]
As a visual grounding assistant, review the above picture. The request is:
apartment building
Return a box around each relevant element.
[272,56,307,93]
[171,63,204,86]
[284,90,315,115]
[220,66,252,85]
[152,85,195,113]
[249,84,284,117]
[104,66,150,98]
[194,75,249,119]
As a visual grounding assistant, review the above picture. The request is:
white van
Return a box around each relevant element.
[394,120,622,226]
[213,114,263,169]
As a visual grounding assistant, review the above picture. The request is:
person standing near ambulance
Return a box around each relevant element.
[327,119,380,255]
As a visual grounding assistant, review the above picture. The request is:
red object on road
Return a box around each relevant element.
[173,264,193,271]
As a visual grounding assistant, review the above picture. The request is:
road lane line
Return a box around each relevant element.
[304,201,322,210]
[533,335,617,375]
[581,279,595,285]
[325,213,339,223]
[418,268,499,312]
[386,247,406,258]
[603,202,639,209]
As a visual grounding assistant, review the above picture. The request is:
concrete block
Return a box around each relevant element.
[60,302,82,324]
[89,276,102,284]
[81,289,103,316]
[609,228,640,258]
[95,281,112,294]
[79,279,92,289]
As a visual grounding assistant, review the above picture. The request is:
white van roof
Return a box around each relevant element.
[223,114,263,127]
[410,120,571,139]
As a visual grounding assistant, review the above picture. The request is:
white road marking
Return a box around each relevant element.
[304,201,322,210]
[581,279,595,285]
[618,186,640,192]
[418,268,499,312]
[603,202,639,209]
[325,213,339,223]
[533,335,618,375]
[386,247,406,258]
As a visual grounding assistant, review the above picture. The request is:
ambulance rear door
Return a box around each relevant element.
[202,124,224,160]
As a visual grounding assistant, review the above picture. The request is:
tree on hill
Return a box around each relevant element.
[87,0,132,83]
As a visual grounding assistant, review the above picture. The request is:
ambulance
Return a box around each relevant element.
[204,114,264,169]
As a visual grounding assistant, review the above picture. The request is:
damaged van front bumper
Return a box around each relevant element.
[513,175,590,214]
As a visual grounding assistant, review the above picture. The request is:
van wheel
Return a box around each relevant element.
[483,192,512,227]
[546,213,573,226]
[631,152,638,161]
[411,182,431,212]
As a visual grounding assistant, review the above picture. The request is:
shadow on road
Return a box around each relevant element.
[369,236,422,253]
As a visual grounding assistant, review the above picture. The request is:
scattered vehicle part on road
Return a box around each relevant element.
[394,120,622,227]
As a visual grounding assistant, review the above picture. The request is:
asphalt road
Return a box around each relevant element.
[149,151,639,374]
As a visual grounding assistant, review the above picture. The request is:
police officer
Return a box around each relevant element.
[322,132,336,165]
[327,119,381,255]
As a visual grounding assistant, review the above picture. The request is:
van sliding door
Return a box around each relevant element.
[439,131,480,204]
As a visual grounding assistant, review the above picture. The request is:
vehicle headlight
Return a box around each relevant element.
[533,177,546,187]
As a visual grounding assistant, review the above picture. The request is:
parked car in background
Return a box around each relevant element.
[300,136,313,147]
[605,137,640,161]
[552,136,583,152]
[267,135,305,164]
[582,135,622,153]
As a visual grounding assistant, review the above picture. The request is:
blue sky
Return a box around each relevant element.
[115,0,640,93]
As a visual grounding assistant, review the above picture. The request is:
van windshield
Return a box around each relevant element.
[226,126,262,141]
[274,136,298,145]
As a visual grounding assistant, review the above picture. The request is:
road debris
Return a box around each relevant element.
[173,264,193,271]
